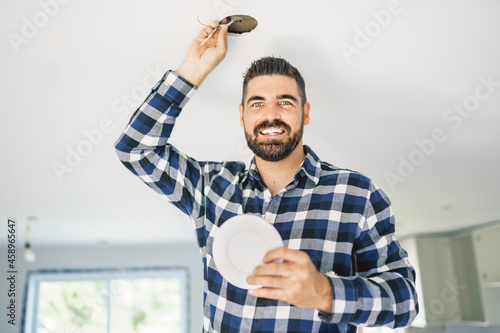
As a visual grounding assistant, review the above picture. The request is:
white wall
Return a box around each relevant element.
[0,242,204,333]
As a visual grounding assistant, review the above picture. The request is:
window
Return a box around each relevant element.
[23,268,189,333]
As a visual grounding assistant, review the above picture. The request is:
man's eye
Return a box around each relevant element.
[279,101,291,106]
[252,102,263,107]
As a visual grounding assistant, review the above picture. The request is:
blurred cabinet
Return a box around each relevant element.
[450,233,485,324]
[472,225,500,326]
[399,224,500,328]
[473,226,500,285]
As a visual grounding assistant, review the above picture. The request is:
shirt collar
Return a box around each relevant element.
[241,156,260,186]
[242,145,321,187]
[296,145,321,186]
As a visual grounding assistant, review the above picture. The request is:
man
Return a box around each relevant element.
[114,22,418,332]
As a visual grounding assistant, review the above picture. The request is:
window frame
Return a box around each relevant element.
[23,267,189,333]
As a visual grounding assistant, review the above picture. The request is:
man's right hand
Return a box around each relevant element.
[176,22,229,87]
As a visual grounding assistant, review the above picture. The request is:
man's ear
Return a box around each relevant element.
[239,104,244,128]
[303,101,311,126]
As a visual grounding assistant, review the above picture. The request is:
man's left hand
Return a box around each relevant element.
[247,247,333,314]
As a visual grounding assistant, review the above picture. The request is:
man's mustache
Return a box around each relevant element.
[253,120,291,135]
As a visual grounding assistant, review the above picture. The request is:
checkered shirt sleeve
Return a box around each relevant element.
[114,70,212,219]
[318,181,418,327]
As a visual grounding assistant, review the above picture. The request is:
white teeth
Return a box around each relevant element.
[261,128,285,135]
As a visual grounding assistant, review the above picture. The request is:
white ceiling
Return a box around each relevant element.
[1,0,499,247]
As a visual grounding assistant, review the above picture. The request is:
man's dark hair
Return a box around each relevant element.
[241,56,307,108]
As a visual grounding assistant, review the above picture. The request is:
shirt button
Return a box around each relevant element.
[265,197,271,202]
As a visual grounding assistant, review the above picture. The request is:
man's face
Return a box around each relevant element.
[239,75,310,161]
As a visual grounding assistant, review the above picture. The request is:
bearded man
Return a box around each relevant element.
[114,22,418,333]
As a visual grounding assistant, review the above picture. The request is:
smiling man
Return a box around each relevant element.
[241,69,308,162]
[115,22,418,332]
[240,70,311,197]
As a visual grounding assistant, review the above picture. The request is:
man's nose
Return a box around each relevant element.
[262,103,282,120]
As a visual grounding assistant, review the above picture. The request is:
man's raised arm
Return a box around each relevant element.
[113,23,228,217]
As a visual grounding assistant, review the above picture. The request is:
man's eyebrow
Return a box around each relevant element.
[276,94,298,102]
[246,95,265,105]
[246,94,298,105]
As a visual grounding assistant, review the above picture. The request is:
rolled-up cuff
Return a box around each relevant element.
[318,273,358,324]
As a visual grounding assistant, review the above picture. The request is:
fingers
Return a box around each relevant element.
[249,248,312,283]
[246,248,333,311]
[263,247,309,264]
[252,261,290,277]
[197,20,229,46]
[248,286,287,301]
[215,25,228,50]
[247,274,288,289]
[196,21,220,41]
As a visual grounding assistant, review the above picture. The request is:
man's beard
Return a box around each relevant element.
[244,119,303,162]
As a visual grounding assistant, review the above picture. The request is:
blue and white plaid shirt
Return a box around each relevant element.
[114,70,418,333]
